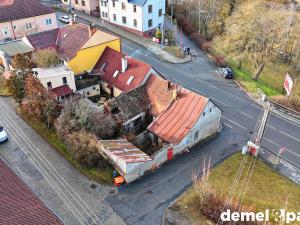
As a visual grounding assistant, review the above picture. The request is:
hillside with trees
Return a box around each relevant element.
[171,0,300,111]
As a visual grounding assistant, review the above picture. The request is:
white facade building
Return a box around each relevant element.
[33,65,76,91]
[99,0,165,37]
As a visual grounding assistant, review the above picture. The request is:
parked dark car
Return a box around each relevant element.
[218,67,233,79]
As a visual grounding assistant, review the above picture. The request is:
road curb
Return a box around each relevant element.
[66,11,191,65]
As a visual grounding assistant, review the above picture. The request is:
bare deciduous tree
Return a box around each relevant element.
[224,2,287,80]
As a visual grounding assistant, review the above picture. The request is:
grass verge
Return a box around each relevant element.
[19,112,113,184]
[0,74,11,96]
[173,153,300,224]
[229,63,282,97]
[163,45,182,58]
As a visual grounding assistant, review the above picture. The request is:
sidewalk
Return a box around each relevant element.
[61,7,191,64]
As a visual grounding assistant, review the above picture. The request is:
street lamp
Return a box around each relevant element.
[177,26,183,51]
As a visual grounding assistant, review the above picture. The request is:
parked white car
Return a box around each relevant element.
[59,15,70,24]
[0,126,8,143]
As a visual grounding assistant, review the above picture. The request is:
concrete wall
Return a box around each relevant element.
[0,13,58,40]
[99,0,165,35]
[103,0,144,32]
[99,100,221,183]
[142,0,165,33]
[101,81,123,97]
[76,84,101,97]
[62,0,99,14]
[35,68,76,91]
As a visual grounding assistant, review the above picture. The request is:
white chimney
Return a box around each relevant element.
[121,57,128,73]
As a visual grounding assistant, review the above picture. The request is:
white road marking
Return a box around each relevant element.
[224,123,233,129]
[209,84,218,89]
[280,131,300,142]
[191,88,206,96]
[239,111,254,119]
[211,97,230,107]
[266,124,276,130]
[222,116,248,130]
[264,138,300,158]
[264,138,281,147]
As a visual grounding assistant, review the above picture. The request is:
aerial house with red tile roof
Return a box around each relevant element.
[99,76,222,183]
[92,47,160,97]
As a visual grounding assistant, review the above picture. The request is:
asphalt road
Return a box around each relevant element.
[107,16,300,225]
[5,7,300,225]
[41,10,300,225]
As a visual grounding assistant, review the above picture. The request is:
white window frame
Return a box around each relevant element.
[46,18,52,26]
[25,22,32,30]
[2,27,10,37]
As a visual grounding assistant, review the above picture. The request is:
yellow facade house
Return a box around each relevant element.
[56,23,121,75]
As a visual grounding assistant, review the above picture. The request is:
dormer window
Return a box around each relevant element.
[113,70,119,78]
[127,76,134,85]
[100,63,106,71]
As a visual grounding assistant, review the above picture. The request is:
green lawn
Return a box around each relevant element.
[174,153,300,224]
[212,44,300,98]
[0,74,11,96]
[19,112,113,184]
[163,46,182,58]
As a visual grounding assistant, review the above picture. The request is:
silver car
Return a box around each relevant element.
[59,15,70,24]
[0,126,8,143]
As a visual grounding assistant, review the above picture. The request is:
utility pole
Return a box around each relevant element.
[246,101,270,157]
[161,14,165,47]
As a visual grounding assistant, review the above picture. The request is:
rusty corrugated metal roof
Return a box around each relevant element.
[147,88,208,144]
[99,139,152,164]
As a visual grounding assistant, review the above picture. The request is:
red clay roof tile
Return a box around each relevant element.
[0,159,63,225]
[93,47,151,92]
[147,88,208,144]
[145,74,175,116]
[56,24,90,60]
[51,85,73,97]
[26,28,59,49]
[0,0,54,22]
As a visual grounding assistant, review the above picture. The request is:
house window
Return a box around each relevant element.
[75,0,78,4]
[1,27,9,37]
[148,19,152,28]
[112,0,115,7]
[47,82,52,89]
[113,14,116,21]
[62,77,67,85]
[194,130,199,140]
[133,5,136,12]
[81,0,85,6]
[127,76,134,85]
[122,2,126,10]
[122,16,127,24]
[159,9,163,17]
[148,5,152,13]
[25,22,32,30]
[133,19,137,28]
[46,18,52,25]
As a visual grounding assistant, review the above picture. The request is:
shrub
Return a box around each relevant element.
[190,32,206,49]
[202,41,213,53]
[65,129,109,169]
[32,49,59,67]
[213,55,227,67]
